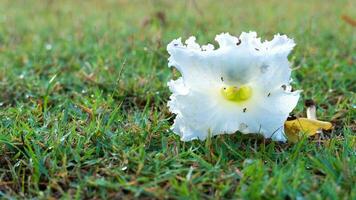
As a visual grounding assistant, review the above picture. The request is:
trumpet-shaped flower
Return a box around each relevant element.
[167,32,301,141]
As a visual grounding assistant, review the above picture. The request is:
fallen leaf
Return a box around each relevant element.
[285,118,333,143]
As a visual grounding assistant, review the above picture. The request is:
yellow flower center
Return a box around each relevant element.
[221,85,252,102]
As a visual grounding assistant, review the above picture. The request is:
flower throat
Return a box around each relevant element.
[221,85,252,102]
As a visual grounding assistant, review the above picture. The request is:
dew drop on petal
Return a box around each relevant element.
[260,64,269,73]
[239,123,248,131]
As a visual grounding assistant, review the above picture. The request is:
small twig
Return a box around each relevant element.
[78,104,94,119]
[341,15,356,27]
[0,181,14,186]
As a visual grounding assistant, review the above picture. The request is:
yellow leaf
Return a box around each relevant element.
[284,118,333,143]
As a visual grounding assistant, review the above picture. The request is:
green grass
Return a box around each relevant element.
[0,0,355,199]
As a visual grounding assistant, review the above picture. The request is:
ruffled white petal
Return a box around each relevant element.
[167,32,300,141]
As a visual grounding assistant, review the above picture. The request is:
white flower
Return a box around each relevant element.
[167,32,301,142]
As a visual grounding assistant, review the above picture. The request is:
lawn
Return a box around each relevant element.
[0,0,355,199]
